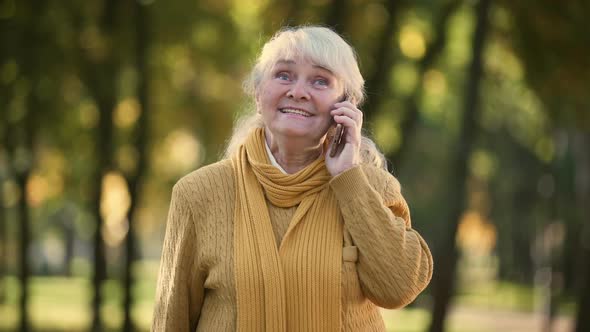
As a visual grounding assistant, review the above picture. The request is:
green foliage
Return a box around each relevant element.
[498,0,590,128]
[1,0,588,330]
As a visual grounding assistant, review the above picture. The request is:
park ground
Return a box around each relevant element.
[0,261,575,332]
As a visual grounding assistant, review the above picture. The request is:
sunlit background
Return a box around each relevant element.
[1,0,589,331]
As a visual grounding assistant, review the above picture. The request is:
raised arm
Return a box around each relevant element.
[330,166,433,309]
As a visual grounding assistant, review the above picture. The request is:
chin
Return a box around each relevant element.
[272,125,322,141]
[280,128,312,138]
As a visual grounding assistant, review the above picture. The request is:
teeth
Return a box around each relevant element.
[280,108,311,117]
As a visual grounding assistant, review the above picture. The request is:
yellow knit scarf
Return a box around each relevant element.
[232,128,343,331]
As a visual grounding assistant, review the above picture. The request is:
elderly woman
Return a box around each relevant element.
[152,26,433,332]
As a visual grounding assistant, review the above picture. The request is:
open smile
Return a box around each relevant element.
[278,108,313,117]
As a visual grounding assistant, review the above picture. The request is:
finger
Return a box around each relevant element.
[333,101,357,109]
[333,114,357,127]
[333,101,362,115]
[333,115,361,142]
[332,103,361,114]
[331,107,363,124]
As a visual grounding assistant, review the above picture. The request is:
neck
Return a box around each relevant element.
[265,127,324,174]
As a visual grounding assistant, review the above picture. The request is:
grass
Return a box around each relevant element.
[456,280,536,312]
[0,261,576,332]
[0,261,158,332]
[0,276,155,332]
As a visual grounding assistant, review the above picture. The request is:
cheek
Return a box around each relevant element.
[318,96,340,115]
[257,91,273,112]
[259,87,281,109]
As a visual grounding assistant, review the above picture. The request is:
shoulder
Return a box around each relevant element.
[360,164,402,196]
[361,164,410,222]
[177,159,234,185]
[173,159,235,206]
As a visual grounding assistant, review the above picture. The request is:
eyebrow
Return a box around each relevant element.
[274,59,334,75]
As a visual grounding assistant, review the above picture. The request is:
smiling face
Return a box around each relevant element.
[256,57,344,144]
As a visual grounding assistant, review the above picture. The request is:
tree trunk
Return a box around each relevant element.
[562,136,584,295]
[362,0,399,120]
[428,0,492,331]
[12,1,45,330]
[325,0,348,33]
[0,16,11,307]
[497,132,541,283]
[541,130,573,332]
[15,170,31,332]
[59,204,76,276]
[284,0,305,26]
[512,198,535,282]
[573,131,590,332]
[0,168,5,305]
[4,118,33,332]
[79,1,120,330]
[89,67,116,332]
[64,220,75,277]
[122,1,151,331]
[388,0,461,171]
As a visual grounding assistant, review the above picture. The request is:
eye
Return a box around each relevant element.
[275,71,291,81]
[313,77,330,87]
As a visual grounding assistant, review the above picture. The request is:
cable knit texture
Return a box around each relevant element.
[152,142,433,331]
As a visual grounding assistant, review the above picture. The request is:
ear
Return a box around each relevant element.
[338,93,353,105]
[253,89,261,113]
[255,97,262,114]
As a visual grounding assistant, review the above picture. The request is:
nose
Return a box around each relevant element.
[286,80,310,100]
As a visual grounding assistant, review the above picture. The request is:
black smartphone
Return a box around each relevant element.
[329,123,345,157]
[329,97,348,157]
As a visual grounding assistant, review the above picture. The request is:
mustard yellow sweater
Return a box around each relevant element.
[152,159,433,331]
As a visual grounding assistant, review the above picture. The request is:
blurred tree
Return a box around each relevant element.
[573,132,590,332]
[5,1,49,330]
[487,132,540,283]
[0,156,5,305]
[387,0,461,170]
[428,0,492,331]
[1,0,587,330]
[70,0,123,330]
[498,0,590,327]
[499,0,590,128]
[325,0,348,32]
[122,1,152,331]
[284,0,306,26]
[362,0,399,120]
[0,1,13,306]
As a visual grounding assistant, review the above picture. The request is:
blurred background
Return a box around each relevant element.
[1,0,589,331]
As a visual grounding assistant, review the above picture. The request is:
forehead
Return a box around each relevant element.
[273,58,335,74]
